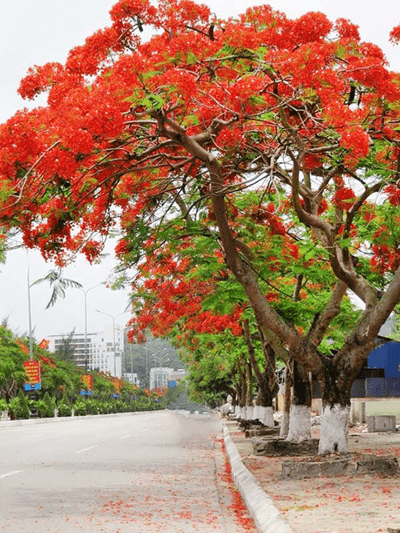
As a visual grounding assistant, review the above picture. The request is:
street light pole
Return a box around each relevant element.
[96,310,126,377]
[150,347,170,389]
[27,269,33,361]
[80,284,103,372]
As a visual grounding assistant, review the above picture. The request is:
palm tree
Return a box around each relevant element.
[32,269,83,308]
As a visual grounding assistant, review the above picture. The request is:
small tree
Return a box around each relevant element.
[37,391,55,418]
[57,393,72,417]
[0,327,29,401]
[54,330,76,362]
[9,389,30,420]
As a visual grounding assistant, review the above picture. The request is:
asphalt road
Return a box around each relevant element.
[0,410,254,532]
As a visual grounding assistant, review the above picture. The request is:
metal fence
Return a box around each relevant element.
[351,378,400,398]
[311,378,400,398]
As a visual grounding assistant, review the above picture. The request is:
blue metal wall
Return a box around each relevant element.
[313,342,400,398]
[367,342,400,378]
[350,341,400,398]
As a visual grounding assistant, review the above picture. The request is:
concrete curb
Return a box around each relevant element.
[222,424,293,533]
[0,410,161,429]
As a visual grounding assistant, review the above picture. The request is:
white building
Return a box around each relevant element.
[124,372,139,386]
[150,367,174,390]
[48,327,124,377]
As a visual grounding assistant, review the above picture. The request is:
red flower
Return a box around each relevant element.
[385,184,400,207]
[389,25,400,44]
[340,127,370,160]
[333,187,356,211]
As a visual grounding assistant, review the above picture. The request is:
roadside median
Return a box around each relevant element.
[222,420,292,533]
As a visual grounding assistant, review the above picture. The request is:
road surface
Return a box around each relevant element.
[0,410,255,532]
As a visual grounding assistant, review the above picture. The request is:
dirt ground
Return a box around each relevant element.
[226,420,400,533]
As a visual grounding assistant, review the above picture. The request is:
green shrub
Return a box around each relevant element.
[73,399,88,416]
[57,394,72,417]
[95,401,108,414]
[85,399,101,415]
[9,390,30,419]
[128,400,137,412]
[0,398,8,412]
[37,392,55,418]
[115,400,126,413]
[107,400,117,413]
[135,400,151,411]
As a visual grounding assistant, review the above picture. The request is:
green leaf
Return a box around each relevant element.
[141,94,166,110]
[186,52,198,65]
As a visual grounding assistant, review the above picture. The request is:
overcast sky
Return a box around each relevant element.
[0,0,399,340]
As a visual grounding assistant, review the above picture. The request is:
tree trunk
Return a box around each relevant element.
[319,403,350,454]
[280,364,292,438]
[236,356,247,420]
[233,384,241,418]
[317,356,355,454]
[255,378,275,427]
[245,359,254,420]
[243,319,279,426]
[287,361,312,442]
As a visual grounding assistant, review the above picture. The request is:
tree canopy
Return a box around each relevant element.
[1,0,400,434]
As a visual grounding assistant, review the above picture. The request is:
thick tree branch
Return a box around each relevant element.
[308,281,348,347]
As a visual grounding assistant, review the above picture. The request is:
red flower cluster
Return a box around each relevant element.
[340,127,370,161]
[332,187,356,211]
[385,184,400,207]
[389,25,400,44]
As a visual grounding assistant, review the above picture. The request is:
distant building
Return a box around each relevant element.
[150,367,174,390]
[167,369,186,388]
[48,332,96,369]
[48,327,124,377]
[124,372,139,386]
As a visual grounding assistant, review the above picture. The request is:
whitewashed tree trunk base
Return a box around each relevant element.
[318,404,350,454]
[286,404,311,442]
[260,406,274,427]
[246,406,254,421]
[280,410,290,437]
[253,405,261,421]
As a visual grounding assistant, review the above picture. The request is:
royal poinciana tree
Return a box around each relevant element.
[1,0,400,452]
[125,232,280,425]
[123,188,359,433]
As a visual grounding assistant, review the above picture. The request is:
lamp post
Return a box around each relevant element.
[27,269,34,360]
[96,310,126,377]
[80,283,103,372]
[150,347,170,389]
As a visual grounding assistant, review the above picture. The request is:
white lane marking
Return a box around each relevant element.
[0,470,22,480]
[75,445,98,454]
[120,434,131,440]
[141,428,150,432]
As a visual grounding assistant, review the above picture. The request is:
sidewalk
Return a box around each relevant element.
[222,417,400,533]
